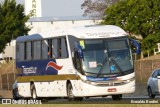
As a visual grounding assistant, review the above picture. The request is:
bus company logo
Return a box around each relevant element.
[46,61,63,71]
[23,66,37,74]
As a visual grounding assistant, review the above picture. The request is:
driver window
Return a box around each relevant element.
[152,70,159,78]
[157,70,160,76]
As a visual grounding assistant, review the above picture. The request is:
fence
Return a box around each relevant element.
[0,60,160,91]
[0,73,16,91]
[134,60,160,83]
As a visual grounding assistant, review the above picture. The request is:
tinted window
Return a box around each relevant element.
[152,70,159,78]
[16,36,68,62]
[42,40,48,59]
[158,70,160,76]
[27,42,32,60]
[16,43,24,61]
[33,41,41,60]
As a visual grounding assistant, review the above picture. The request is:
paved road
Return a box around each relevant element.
[1,83,160,104]
[43,95,160,104]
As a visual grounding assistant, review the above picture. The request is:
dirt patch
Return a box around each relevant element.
[124,83,148,97]
[0,90,12,98]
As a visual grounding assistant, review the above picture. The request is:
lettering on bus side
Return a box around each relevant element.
[22,66,37,74]
[85,32,110,37]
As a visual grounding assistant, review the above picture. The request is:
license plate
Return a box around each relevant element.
[108,88,117,92]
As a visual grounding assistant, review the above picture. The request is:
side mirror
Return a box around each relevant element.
[129,39,141,54]
[75,42,84,59]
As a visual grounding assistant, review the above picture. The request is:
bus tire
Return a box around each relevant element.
[112,94,122,100]
[30,84,37,100]
[75,97,83,101]
[12,88,19,100]
[67,82,74,102]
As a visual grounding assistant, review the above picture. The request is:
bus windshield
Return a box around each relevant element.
[81,38,133,76]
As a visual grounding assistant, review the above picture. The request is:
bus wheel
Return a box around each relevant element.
[67,83,74,102]
[75,97,83,101]
[30,84,37,100]
[12,88,19,100]
[112,94,122,100]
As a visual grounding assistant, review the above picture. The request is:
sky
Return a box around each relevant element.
[0,0,84,17]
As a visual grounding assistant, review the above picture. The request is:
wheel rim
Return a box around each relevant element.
[32,89,36,99]
[67,83,74,101]
[31,84,37,99]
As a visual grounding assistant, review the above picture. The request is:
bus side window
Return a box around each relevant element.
[41,37,68,59]
[42,40,48,59]
[27,42,32,60]
[61,38,68,58]
[47,39,51,58]
[48,39,59,59]
[20,43,25,61]
[52,38,58,58]
[33,41,41,60]
[31,41,34,59]
[57,37,68,58]
[16,43,24,61]
[58,38,62,58]
[24,42,27,60]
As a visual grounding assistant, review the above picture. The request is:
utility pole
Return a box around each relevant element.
[12,35,15,81]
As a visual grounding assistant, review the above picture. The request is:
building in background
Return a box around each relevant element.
[0,0,101,63]
[26,16,101,34]
[0,17,101,63]
[25,0,42,17]
[24,0,84,18]
[0,40,16,63]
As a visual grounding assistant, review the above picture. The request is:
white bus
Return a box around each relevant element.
[12,25,140,101]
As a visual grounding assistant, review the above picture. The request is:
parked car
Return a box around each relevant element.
[147,69,160,98]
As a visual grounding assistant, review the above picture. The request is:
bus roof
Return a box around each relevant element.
[16,25,127,42]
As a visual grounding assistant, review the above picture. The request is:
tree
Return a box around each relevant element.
[142,32,160,54]
[102,0,160,51]
[81,0,119,18]
[0,0,30,53]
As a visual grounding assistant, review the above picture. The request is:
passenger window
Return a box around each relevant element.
[61,38,68,58]
[26,42,32,60]
[33,41,41,60]
[24,42,27,60]
[17,37,69,61]
[42,37,68,59]
[152,70,159,78]
[158,70,160,76]
[42,40,48,59]
[57,37,68,58]
[52,39,58,58]
[16,43,24,61]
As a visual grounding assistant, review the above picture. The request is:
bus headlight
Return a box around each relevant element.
[124,77,135,83]
[81,77,135,86]
[81,79,97,85]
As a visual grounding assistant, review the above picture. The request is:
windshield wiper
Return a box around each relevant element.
[110,57,123,73]
[97,56,108,77]
[97,57,124,77]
